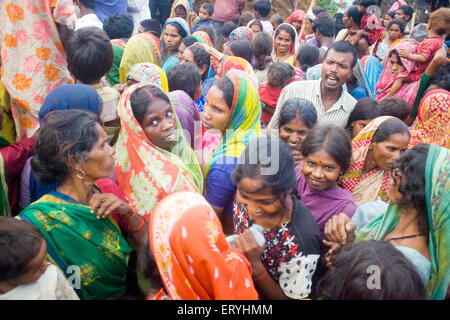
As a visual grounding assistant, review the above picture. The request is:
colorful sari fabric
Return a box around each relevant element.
[0,0,77,139]
[0,82,15,144]
[0,153,11,216]
[217,56,255,78]
[126,62,169,92]
[375,40,420,107]
[168,90,200,149]
[161,18,190,73]
[355,144,450,300]
[114,82,203,220]
[107,38,127,86]
[271,23,299,67]
[409,89,450,149]
[285,10,306,35]
[205,74,261,176]
[19,193,132,300]
[341,116,395,206]
[169,0,191,19]
[227,26,253,43]
[150,191,258,300]
[192,30,219,76]
[119,32,161,84]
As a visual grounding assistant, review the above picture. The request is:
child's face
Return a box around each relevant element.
[198,7,210,21]
[383,14,393,28]
[388,23,402,41]
[174,6,187,20]
[270,18,279,30]
[292,20,302,32]
[250,24,262,34]
[302,148,342,191]
[389,54,406,76]
[13,240,48,286]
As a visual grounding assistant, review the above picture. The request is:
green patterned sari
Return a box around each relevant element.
[355,145,449,299]
[19,193,132,300]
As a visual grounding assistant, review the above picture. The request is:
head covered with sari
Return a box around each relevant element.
[341,116,395,205]
[355,144,450,300]
[161,18,190,72]
[168,90,201,149]
[217,56,255,78]
[205,73,261,176]
[114,82,203,220]
[126,62,169,92]
[272,23,300,63]
[409,89,450,149]
[285,10,306,33]
[227,26,254,43]
[149,191,259,300]
[192,30,219,76]
[38,84,102,125]
[169,0,191,19]
[119,32,162,84]
[375,40,420,107]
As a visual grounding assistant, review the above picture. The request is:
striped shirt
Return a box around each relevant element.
[272,79,357,128]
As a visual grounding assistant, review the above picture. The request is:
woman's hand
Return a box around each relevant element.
[324,213,356,245]
[89,193,132,219]
[292,150,303,166]
[231,229,266,276]
[322,240,341,268]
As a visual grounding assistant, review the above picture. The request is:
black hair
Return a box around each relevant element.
[345,98,383,134]
[271,14,284,25]
[389,48,404,67]
[103,14,134,40]
[347,5,363,26]
[166,62,201,101]
[228,40,254,63]
[232,136,297,195]
[238,11,256,27]
[196,25,217,46]
[211,77,234,108]
[130,85,170,125]
[372,117,410,143]
[79,0,95,9]
[165,21,187,38]
[312,15,335,37]
[296,43,319,72]
[221,21,238,38]
[267,62,294,88]
[312,7,328,18]
[139,228,165,292]
[67,27,113,84]
[334,13,346,37]
[0,217,44,282]
[274,23,296,42]
[393,144,430,235]
[398,5,413,21]
[249,19,264,32]
[386,11,396,19]
[387,18,406,33]
[174,4,187,14]
[279,98,318,129]
[253,0,271,18]
[186,44,211,81]
[301,124,352,173]
[325,41,358,69]
[380,97,411,121]
[31,110,101,184]
[200,2,214,16]
[252,32,273,71]
[427,61,450,91]
[358,0,378,8]
[182,36,197,48]
[140,19,162,38]
[317,240,426,300]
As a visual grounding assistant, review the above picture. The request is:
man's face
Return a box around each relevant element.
[321,49,354,91]
[395,9,409,23]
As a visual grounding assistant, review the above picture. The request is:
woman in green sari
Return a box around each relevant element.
[324,144,449,300]
[19,110,146,300]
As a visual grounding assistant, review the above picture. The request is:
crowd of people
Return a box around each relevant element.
[0,0,449,301]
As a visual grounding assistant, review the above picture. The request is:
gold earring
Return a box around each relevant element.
[76,169,86,180]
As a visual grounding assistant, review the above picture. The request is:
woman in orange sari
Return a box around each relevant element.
[144,191,259,300]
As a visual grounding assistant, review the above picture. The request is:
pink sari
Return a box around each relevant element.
[375,40,420,108]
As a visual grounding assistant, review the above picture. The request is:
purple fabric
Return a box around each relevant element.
[296,172,357,234]
[168,90,201,148]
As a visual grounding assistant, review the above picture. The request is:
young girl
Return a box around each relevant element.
[298,125,357,234]
[345,98,383,139]
[259,62,297,127]
[295,43,319,80]
[0,217,79,300]
[252,32,273,85]
[383,18,405,49]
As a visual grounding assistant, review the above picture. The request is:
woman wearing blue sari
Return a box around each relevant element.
[161,17,190,73]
